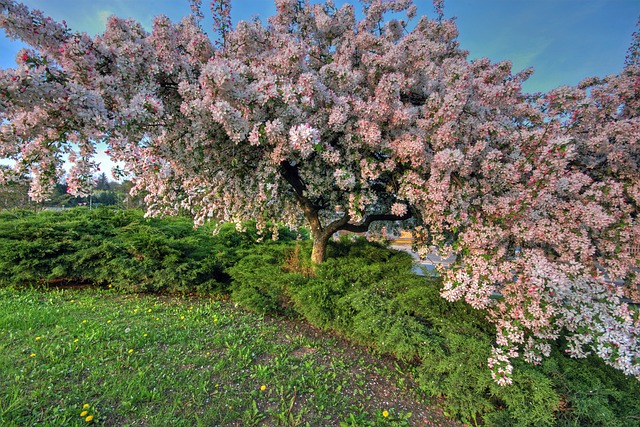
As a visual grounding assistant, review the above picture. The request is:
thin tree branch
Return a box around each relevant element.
[340,211,412,233]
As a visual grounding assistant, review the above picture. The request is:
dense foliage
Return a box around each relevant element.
[0,0,638,384]
[0,208,276,292]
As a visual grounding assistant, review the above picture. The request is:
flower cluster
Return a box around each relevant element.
[289,123,320,159]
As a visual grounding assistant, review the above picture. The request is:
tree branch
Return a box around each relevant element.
[279,160,306,197]
[323,213,351,237]
[340,211,412,233]
[279,160,324,236]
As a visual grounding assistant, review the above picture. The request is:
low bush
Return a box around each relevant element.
[0,208,268,294]
[227,243,310,315]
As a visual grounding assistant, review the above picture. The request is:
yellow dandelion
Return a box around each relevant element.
[83,404,90,409]
[82,320,87,323]
[148,309,152,312]
[260,385,267,391]
[155,317,159,321]
[30,353,36,357]
[80,411,88,417]
[128,349,134,354]
[143,333,148,337]
[382,410,389,418]
[35,336,41,341]
[107,320,111,323]
[85,415,93,422]
[70,300,74,303]
[74,339,79,343]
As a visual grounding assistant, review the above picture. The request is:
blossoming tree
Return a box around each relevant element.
[0,0,638,384]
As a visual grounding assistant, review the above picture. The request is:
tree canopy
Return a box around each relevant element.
[0,0,638,385]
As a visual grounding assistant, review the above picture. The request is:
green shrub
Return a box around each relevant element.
[482,364,559,427]
[0,208,249,294]
[541,348,640,427]
[228,243,310,315]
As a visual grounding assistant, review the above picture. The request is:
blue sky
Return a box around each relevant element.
[1,0,638,177]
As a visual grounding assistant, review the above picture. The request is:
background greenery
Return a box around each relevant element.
[1,208,638,426]
[0,169,144,210]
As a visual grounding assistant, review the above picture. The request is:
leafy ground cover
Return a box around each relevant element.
[0,286,459,426]
[0,208,262,293]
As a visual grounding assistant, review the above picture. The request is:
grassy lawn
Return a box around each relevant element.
[0,286,460,427]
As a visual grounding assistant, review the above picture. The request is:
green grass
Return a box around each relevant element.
[0,286,459,427]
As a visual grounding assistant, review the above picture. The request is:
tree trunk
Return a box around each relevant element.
[278,161,411,265]
[311,232,330,264]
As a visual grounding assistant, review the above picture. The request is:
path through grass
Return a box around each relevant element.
[0,287,461,426]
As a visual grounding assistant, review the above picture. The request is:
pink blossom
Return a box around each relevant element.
[391,202,408,217]
[289,123,320,158]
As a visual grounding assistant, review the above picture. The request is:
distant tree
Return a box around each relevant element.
[94,172,111,191]
[46,181,74,207]
[0,0,637,384]
[114,180,146,209]
[0,165,30,209]
[92,190,117,206]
